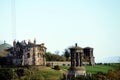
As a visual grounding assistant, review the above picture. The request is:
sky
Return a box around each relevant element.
[0,0,120,62]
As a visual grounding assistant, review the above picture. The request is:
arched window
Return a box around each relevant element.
[37,53,40,57]
[27,53,30,58]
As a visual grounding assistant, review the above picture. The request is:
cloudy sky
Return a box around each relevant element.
[0,0,120,62]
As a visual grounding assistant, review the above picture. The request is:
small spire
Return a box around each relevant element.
[28,39,31,43]
[34,38,36,44]
[4,40,6,44]
[13,39,16,48]
[23,40,26,44]
[14,39,16,42]
[75,43,77,47]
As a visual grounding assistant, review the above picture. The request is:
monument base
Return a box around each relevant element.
[63,66,86,80]
[68,66,86,78]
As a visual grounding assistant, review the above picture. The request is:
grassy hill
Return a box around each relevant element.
[3,66,64,80]
[85,65,114,74]
[26,66,63,80]
[0,64,119,80]
[0,43,11,57]
[60,64,116,74]
[0,43,11,51]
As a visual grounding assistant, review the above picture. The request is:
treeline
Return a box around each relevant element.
[46,52,66,61]
[45,49,70,61]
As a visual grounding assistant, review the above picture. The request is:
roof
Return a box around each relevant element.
[69,46,83,50]
[69,43,83,50]
[16,41,41,49]
[0,43,12,51]
[84,47,93,49]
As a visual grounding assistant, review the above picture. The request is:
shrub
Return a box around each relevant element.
[0,68,14,80]
[53,65,60,70]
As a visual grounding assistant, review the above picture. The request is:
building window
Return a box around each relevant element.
[27,48,30,51]
[27,53,30,58]
[38,53,40,57]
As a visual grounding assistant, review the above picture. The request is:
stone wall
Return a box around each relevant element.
[46,61,91,66]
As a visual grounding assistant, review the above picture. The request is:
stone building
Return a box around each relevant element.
[8,39,47,66]
[69,43,95,66]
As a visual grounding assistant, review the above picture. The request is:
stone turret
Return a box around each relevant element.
[84,47,95,66]
[69,43,83,67]
[67,43,86,79]
[28,39,32,44]
[13,39,16,48]
[33,39,36,65]
[34,38,36,45]
[22,49,25,66]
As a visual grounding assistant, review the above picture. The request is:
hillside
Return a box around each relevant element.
[60,64,116,74]
[0,43,12,51]
[0,64,119,80]
[0,66,65,80]
[0,43,12,57]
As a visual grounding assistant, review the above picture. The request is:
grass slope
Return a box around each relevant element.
[0,64,117,80]
[85,65,114,74]
[0,43,12,57]
[0,43,11,51]
[60,64,115,74]
[20,66,63,80]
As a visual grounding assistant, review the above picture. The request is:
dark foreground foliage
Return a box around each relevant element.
[0,68,14,80]
[0,66,63,80]
[0,63,119,80]
[53,65,60,70]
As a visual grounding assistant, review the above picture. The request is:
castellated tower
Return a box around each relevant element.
[83,47,95,66]
[33,38,37,65]
[13,39,16,48]
[8,39,47,66]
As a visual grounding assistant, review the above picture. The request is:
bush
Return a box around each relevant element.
[46,63,51,67]
[0,68,14,80]
[53,65,60,70]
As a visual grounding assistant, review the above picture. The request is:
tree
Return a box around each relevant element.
[45,52,52,61]
[0,68,15,80]
[45,52,65,61]
[63,49,70,61]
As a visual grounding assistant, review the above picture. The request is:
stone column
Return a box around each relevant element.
[22,49,25,66]
[71,51,75,67]
[76,52,79,66]
[43,54,46,66]
[79,52,82,66]
[33,47,36,65]
[78,53,80,66]
[73,53,76,67]
[70,52,73,67]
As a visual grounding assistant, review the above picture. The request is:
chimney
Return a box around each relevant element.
[75,43,77,47]
[13,39,16,48]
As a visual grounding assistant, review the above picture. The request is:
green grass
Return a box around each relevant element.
[21,66,63,80]
[60,66,70,69]
[60,64,115,74]
[0,64,118,80]
[39,68,63,80]
[85,65,114,74]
